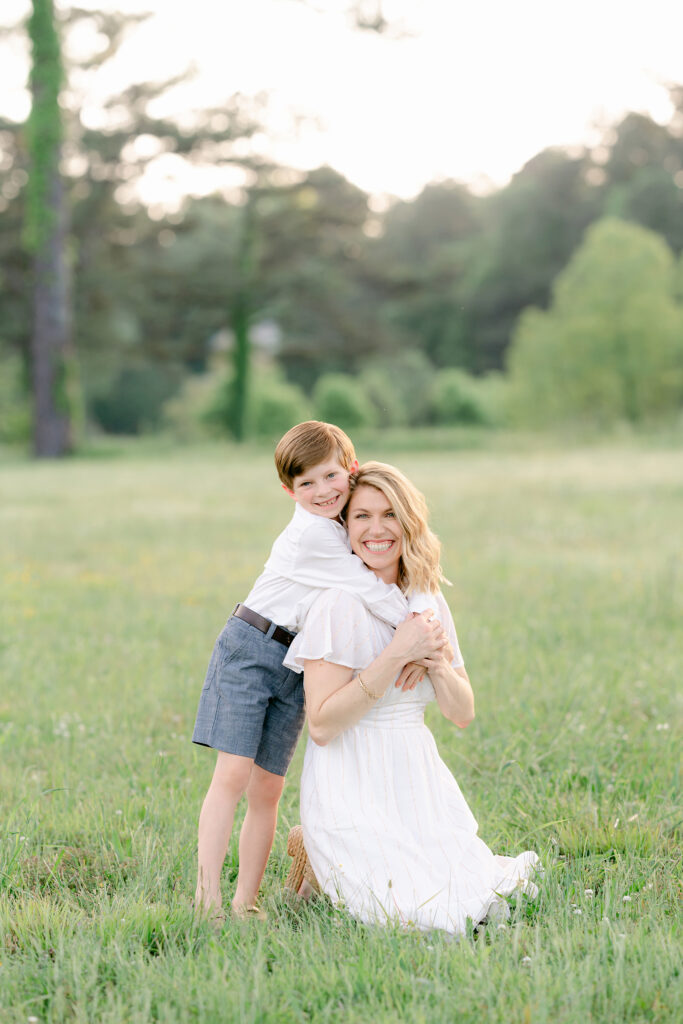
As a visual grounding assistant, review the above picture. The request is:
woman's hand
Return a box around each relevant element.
[390,610,448,665]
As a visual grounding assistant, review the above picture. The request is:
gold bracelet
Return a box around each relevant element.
[357,673,381,701]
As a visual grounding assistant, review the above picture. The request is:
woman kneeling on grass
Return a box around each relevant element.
[284,462,540,934]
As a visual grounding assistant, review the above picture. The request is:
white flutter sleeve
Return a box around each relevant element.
[283,589,380,675]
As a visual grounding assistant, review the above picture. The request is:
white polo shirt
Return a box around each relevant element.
[243,503,408,635]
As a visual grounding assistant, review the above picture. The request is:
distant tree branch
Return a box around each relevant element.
[282,0,415,39]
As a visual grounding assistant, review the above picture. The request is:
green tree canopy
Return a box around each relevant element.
[508,218,683,425]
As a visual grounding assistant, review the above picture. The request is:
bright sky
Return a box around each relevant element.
[2,0,683,204]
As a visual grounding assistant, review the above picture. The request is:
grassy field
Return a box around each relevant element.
[0,439,681,1023]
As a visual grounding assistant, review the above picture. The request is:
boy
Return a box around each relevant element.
[192,421,409,921]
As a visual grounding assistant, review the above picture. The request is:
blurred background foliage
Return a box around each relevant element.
[2,7,683,448]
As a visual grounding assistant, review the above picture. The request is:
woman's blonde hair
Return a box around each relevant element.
[347,461,449,595]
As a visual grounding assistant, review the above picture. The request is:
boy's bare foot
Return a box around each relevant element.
[232,903,267,922]
[192,899,227,929]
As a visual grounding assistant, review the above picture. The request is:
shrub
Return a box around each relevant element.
[358,350,435,427]
[431,368,494,425]
[204,365,310,441]
[162,369,224,442]
[91,364,182,435]
[0,353,31,443]
[249,369,311,439]
[313,373,374,430]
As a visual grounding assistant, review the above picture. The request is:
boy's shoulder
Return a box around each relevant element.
[265,504,349,574]
[279,503,346,543]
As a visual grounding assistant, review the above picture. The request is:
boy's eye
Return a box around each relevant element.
[326,472,337,479]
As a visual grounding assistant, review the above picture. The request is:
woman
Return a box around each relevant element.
[284,462,539,934]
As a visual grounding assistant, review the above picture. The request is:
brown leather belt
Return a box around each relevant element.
[232,603,297,649]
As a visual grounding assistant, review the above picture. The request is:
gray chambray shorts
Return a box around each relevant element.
[192,615,305,777]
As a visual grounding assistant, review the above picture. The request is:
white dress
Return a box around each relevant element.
[284,588,540,935]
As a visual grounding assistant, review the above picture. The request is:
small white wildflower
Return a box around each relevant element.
[573,908,583,915]
[497,923,507,931]
[655,723,670,731]
[618,932,626,938]
[646,883,654,890]
[622,895,632,903]
[157,750,166,757]
[521,956,532,965]
[28,1017,39,1023]
[613,818,620,828]
[627,813,639,823]
[115,809,123,816]
[584,889,594,897]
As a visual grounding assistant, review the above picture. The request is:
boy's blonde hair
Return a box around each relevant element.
[275,421,356,489]
[347,461,450,595]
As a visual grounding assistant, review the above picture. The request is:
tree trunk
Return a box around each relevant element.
[227,197,256,441]
[31,166,72,456]
[230,292,250,442]
[26,0,73,457]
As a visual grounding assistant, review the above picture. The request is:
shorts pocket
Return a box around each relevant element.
[215,619,252,671]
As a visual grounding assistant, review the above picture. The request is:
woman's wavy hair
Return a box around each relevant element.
[346,461,450,595]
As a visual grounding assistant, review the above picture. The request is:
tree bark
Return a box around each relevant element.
[228,197,256,441]
[230,292,250,442]
[27,0,73,457]
[31,165,72,456]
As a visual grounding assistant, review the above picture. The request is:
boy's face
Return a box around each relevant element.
[284,457,358,520]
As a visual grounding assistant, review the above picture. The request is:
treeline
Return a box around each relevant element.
[1,6,683,443]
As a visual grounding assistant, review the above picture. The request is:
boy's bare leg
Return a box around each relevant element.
[232,765,286,911]
[195,751,254,914]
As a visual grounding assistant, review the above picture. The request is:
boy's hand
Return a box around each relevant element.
[395,662,425,691]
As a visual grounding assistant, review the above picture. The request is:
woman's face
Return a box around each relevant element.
[346,484,402,584]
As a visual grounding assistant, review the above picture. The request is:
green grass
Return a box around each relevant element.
[1,440,681,1023]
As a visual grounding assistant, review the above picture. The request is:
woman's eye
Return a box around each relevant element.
[385,511,395,518]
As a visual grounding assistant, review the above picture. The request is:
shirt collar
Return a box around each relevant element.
[293,501,346,534]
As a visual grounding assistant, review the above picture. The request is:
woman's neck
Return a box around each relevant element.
[372,566,399,586]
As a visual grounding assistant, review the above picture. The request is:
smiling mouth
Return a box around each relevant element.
[363,540,394,553]
[316,495,339,508]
